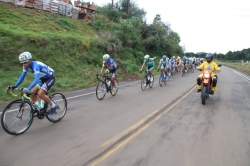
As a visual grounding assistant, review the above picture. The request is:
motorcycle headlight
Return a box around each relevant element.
[204,73,210,78]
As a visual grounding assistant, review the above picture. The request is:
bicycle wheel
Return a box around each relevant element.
[141,76,147,91]
[96,81,107,100]
[46,93,67,123]
[1,99,33,135]
[110,79,119,96]
[149,75,154,88]
[182,67,185,77]
[191,65,194,73]
[159,74,164,87]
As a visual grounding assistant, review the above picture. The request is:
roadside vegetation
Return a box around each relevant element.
[1,1,249,104]
[215,60,250,76]
[0,1,183,104]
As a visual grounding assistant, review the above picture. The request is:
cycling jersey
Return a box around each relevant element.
[144,58,155,67]
[103,58,117,69]
[170,59,175,67]
[15,61,54,90]
[159,59,168,68]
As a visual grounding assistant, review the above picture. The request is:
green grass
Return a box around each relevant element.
[216,60,250,75]
[0,3,143,104]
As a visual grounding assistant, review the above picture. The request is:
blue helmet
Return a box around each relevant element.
[162,55,167,59]
[183,56,187,59]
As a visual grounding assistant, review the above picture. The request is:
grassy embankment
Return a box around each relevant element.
[0,3,151,104]
[216,60,250,76]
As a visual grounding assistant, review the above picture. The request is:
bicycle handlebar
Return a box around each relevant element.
[7,88,31,100]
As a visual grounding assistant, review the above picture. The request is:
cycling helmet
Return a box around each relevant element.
[205,53,213,63]
[103,54,110,60]
[183,56,187,59]
[144,55,150,60]
[162,55,167,59]
[19,52,32,62]
[172,56,176,59]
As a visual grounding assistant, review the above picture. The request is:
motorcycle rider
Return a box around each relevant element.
[196,53,221,95]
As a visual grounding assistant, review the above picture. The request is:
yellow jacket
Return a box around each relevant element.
[197,60,220,71]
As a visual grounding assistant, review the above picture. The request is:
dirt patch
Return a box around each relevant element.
[123,73,141,81]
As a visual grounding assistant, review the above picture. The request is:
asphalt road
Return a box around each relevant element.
[0,66,250,166]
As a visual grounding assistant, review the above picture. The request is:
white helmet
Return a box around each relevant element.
[144,55,150,60]
[103,54,110,60]
[19,52,32,62]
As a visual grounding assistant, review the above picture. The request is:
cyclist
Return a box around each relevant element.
[170,56,175,75]
[139,55,156,83]
[157,55,169,81]
[8,52,58,115]
[196,53,221,94]
[176,56,182,73]
[99,54,117,95]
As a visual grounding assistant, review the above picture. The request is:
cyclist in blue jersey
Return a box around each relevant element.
[99,54,117,95]
[8,52,58,115]
[170,57,176,74]
[183,56,187,66]
[157,55,169,81]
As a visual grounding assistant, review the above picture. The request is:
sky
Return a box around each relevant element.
[92,0,250,54]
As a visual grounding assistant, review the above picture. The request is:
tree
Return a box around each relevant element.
[126,0,130,19]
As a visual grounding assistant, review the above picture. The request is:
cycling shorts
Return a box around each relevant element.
[38,75,55,93]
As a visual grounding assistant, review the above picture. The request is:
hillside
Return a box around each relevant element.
[0,2,143,103]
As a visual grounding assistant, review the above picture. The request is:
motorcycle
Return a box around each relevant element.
[198,64,221,105]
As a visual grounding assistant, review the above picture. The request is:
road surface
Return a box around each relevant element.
[0,66,250,166]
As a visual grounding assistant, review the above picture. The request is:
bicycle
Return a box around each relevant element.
[1,87,67,135]
[140,70,154,91]
[96,74,119,100]
[158,70,167,87]
[182,64,188,77]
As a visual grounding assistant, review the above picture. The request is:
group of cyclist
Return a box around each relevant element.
[139,53,220,94]
[8,51,220,111]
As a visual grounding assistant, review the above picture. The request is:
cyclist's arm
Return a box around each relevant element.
[157,61,162,69]
[27,73,40,90]
[14,70,27,87]
[100,65,105,74]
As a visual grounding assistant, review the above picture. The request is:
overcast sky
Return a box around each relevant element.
[93,0,250,54]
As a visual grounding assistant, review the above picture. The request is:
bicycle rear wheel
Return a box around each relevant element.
[1,99,33,135]
[149,75,154,88]
[46,93,67,123]
[141,76,147,91]
[96,81,107,100]
[110,79,119,96]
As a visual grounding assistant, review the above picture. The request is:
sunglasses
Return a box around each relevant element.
[21,61,29,64]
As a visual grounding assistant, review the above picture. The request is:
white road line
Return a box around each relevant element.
[0,80,143,114]
[232,69,250,83]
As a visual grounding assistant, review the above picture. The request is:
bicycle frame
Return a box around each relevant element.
[96,74,111,93]
[9,89,50,118]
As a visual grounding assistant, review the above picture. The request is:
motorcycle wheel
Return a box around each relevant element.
[201,86,208,105]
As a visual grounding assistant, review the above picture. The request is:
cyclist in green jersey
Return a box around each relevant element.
[139,55,156,82]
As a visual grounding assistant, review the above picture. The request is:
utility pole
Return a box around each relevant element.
[111,0,114,8]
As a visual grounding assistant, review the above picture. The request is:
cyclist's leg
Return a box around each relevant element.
[30,85,40,102]
[160,65,164,75]
[110,68,116,87]
[38,75,56,108]
[148,66,154,76]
